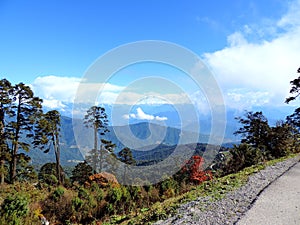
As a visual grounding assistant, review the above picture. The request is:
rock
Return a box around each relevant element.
[86,172,119,188]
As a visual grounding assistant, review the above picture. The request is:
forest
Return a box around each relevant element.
[1,68,300,225]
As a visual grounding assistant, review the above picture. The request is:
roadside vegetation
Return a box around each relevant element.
[0,68,300,224]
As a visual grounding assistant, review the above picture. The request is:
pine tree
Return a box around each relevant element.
[84,106,109,173]
[118,147,135,183]
[100,139,116,172]
[7,83,43,183]
[0,79,13,184]
[285,67,300,103]
[33,110,63,184]
[234,111,270,152]
[71,161,93,184]
[269,121,299,157]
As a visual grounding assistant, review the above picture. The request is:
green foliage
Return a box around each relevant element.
[234,111,270,151]
[223,143,263,175]
[71,197,84,211]
[285,67,300,103]
[108,186,123,203]
[118,147,135,182]
[52,186,65,201]
[38,162,64,186]
[16,153,37,182]
[268,121,299,158]
[71,161,93,185]
[99,139,117,173]
[118,147,135,165]
[33,110,63,184]
[7,82,43,183]
[0,193,29,225]
[160,177,179,199]
[78,187,90,200]
[84,106,109,173]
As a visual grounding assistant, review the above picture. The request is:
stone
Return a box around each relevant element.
[86,172,119,188]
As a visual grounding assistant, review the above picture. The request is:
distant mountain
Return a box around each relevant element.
[45,103,297,141]
[73,119,232,156]
[25,103,297,166]
[26,116,231,166]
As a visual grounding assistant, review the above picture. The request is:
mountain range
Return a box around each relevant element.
[25,103,297,166]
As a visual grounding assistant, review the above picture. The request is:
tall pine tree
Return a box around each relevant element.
[33,110,63,184]
[7,83,43,183]
[118,147,135,182]
[84,106,109,173]
[0,79,13,184]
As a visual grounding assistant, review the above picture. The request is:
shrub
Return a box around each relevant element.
[182,155,213,184]
[0,193,29,225]
[223,143,263,175]
[52,186,65,201]
[72,197,84,211]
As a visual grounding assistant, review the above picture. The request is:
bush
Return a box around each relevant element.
[38,163,64,186]
[71,197,84,211]
[0,193,29,225]
[52,186,65,201]
[223,143,263,175]
[182,156,213,184]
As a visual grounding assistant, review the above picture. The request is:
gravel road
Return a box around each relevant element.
[154,155,300,225]
[237,161,300,225]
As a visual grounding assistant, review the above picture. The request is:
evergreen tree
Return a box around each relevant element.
[38,162,64,185]
[7,83,43,183]
[118,147,135,182]
[71,161,93,184]
[0,79,13,184]
[285,67,300,103]
[223,143,262,174]
[118,147,135,165]
[33,110,63,184]
[83,106,109,173]
[269,121,300,157]
[100,139,116,172]
[234,111,270,153]
[15,153,37,182]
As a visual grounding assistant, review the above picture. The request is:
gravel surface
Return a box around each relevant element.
[237,162,300,225]
[154,155,300,225]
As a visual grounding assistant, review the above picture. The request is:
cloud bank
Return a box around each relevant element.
[203,0,300,108]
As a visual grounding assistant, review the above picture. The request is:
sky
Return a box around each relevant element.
[1,0,300,117]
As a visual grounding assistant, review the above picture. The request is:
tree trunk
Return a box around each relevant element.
[0,104,6,184]
[54,133,62,185]
[99,145,103,173]
[10,97,21,183]
[10,145,18,183]
[0,159,4,184]
[94,125,98,173]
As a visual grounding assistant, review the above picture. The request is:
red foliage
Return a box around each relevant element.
[182,155,213,184]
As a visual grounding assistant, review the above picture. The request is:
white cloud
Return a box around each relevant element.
[123,107,167,121]
[155,115,168,121]
[31,75,125,108]
[31,75,80,102]
[31,76,192,110]
[203,0,300,109]
[42,99,67,110]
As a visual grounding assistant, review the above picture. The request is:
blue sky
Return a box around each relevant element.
[0,0,300,114]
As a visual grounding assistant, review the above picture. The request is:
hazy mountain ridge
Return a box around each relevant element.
[25,103,296,166]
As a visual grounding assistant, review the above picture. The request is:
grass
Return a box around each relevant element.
[119,153,299,225]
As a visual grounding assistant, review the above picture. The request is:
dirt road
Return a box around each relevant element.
[237,162,300,225]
